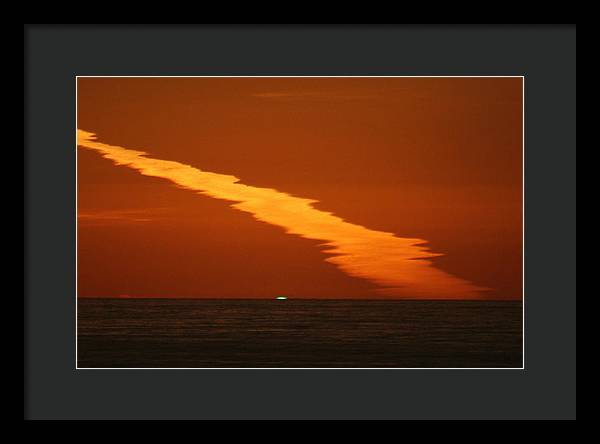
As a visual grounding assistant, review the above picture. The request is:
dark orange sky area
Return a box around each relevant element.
[77,77,522,300]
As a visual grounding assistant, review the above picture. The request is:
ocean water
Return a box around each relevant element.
[77,299,522,368]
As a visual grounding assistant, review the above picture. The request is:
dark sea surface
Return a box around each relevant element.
[77,299,523,368]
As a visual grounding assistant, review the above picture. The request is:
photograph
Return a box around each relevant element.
[76,76,523,369]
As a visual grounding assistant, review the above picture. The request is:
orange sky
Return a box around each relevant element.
[77,77,522,300]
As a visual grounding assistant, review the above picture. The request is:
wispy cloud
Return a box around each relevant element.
[78,208,169,224]
[77,129,488,299]
[251,91,378,101]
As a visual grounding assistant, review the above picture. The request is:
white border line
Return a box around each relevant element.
[522,76,525,369]
[75,77,78,368]
[75,75,525,370]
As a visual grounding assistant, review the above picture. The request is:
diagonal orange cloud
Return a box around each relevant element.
[77,129,488,299]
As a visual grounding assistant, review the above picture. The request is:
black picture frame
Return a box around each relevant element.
[24,24,576,420]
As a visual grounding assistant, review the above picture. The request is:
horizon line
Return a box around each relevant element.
[77,296,522,302]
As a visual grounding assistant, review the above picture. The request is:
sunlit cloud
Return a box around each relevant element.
[77,129,489,299]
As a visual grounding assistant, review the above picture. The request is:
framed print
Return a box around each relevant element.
[25,25,576,420]
[75,75,523,370]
